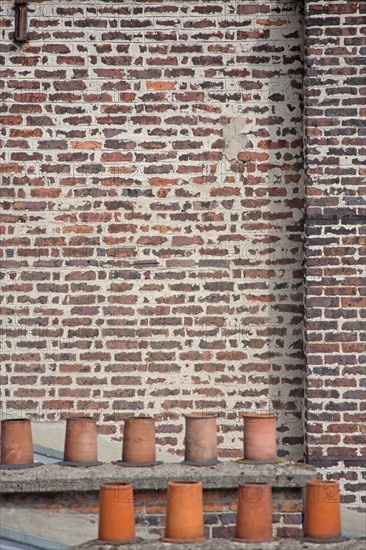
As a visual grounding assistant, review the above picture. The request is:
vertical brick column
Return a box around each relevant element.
[304,0,366,509]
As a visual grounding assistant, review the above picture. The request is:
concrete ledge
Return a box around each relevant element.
[0,509,97,548]
[71,537,366,550]
[0,461,316,494]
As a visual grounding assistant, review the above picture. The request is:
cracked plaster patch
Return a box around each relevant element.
[223,117,248,162]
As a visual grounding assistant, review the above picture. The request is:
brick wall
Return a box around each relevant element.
[2,487,303,540]
[304,0,366,510]
[0,0,305,460]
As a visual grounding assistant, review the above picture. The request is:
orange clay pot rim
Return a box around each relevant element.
[1,418,30,423]
[184,413,217,419]
[100,483,132,490]
[242,412,277,418]
[124,416,154,421]
[307,480,339,486]
[168,480,202,486]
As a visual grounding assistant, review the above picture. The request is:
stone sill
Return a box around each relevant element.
[0,461,316,494]
[71,538,366,550]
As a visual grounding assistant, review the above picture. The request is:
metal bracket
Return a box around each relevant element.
[14,0,28,42]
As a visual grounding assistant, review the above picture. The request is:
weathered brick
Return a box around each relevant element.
[1,0,362,509]
[304,0,365,509]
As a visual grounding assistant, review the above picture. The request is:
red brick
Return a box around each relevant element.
[0,116,22,125]
[146,81,176,90]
